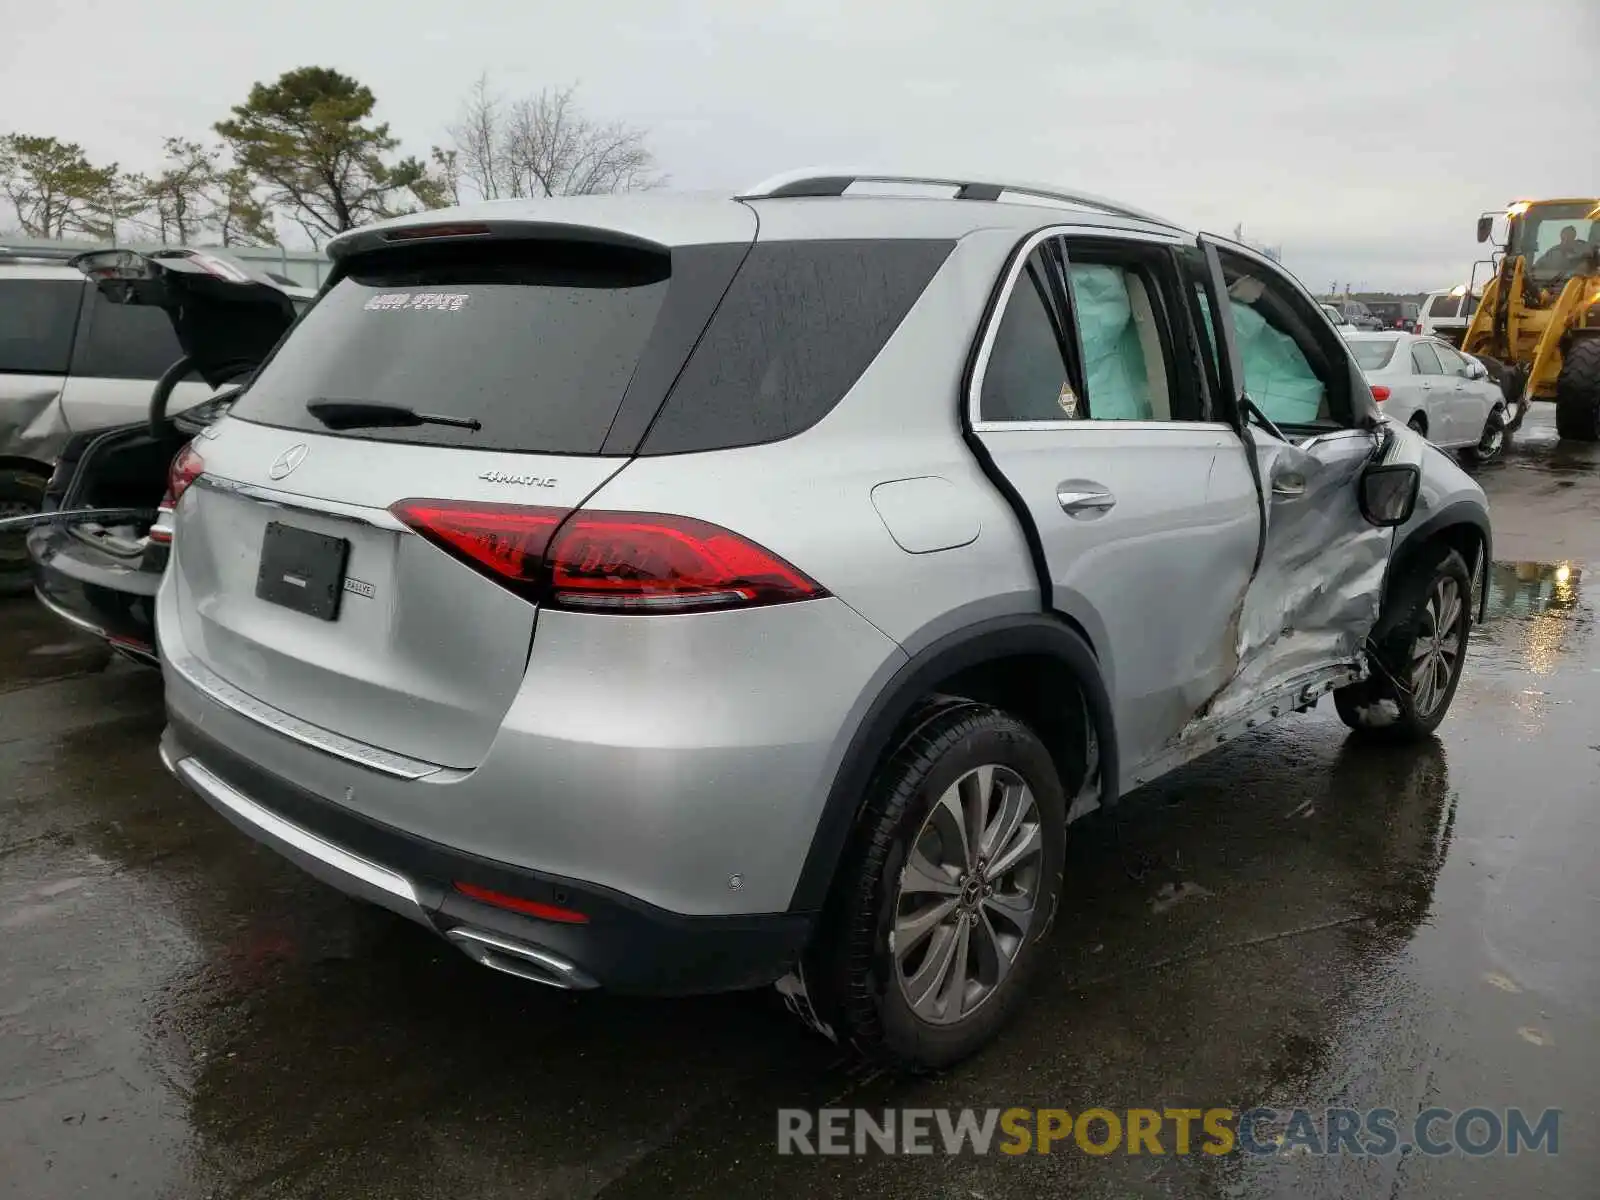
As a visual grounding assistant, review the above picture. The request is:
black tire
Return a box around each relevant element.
[816,703,1067,1071]
[0,467,48,598]
[1554,338,1600,442]
[1459,405,1508,467]
[1407,413,1428,437]
[1334,548,1471,742]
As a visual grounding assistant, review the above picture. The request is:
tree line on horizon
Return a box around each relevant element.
[0,68,663,250]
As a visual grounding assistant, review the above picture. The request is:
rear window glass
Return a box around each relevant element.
[1428,294,1461,319]
[230,241,671,453]
[1349,339,1398,370]
[0,278,81,374]
[640,239,953,454]
[72,291,188,380]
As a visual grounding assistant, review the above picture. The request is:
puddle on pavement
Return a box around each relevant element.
[1482,560,1583,622]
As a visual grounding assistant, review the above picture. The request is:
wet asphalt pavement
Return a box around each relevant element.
[3,408,1598,1199]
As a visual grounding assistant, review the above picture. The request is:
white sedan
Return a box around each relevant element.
[1346,332,1509,464]
[1320,302,1358,337]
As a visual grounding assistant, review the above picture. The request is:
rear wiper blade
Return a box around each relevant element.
[305,399,481,432]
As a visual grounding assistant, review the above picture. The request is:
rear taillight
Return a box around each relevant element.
[1412,324,1423,335]
[150,444,204,545]
[390,500,828,614]
[1370,386,1391,403]
[389,501,563,600]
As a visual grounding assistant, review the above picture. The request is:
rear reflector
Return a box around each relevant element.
[1370,386,1391,402]
[453,881,589,924]
[391,500,828,614]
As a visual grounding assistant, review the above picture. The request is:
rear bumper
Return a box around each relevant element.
[160,713,816,994]
[28,523,164,660]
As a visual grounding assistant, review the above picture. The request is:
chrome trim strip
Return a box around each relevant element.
[193,474,409,532]
[971,418,1238,435]
[169,752,424,910]
[32,586,109,640]
[165,649,441,779]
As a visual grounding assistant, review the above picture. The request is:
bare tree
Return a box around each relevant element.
[447,74,506,201]
[443,78,663,202]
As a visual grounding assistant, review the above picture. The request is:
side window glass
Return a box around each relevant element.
[1411,343,1443,375]
[1435,345,1468,377]
[72,292,188,381]
[1215,250,1339,426]
[1065,262,1173,421]
[979,248,1078,423]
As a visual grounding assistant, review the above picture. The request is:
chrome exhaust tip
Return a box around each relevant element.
[446,927,599,991]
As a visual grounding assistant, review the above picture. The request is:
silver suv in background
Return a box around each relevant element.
[0,244,309,594]
[153,174,1491,1069]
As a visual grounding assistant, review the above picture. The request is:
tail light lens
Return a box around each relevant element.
[150,444,204,545]
[1370,385,1391,403]
[388,500,562,600]
[391,499,828,614]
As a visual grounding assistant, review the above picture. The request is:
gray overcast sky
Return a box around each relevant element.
[3,0,1596,290]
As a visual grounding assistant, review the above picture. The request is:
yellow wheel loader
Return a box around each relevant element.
[1460,199,1600,440]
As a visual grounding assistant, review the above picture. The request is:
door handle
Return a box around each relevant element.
[1271,473,1306,497]
[1057,489,1116,516]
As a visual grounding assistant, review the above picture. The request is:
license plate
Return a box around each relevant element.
[255,521,350,621]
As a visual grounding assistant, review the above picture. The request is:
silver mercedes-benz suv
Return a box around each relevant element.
[154,172,1490,1069]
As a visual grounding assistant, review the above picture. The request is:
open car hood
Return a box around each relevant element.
[69,249,300,389]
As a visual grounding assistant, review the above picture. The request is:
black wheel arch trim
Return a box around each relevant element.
[1390,499,1493,625]
[787,612,1120,913]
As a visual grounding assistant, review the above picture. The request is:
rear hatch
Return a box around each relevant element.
[70,248,299,388]
[169,212,758,768]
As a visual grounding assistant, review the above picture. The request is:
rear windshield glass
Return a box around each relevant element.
[229,241,671,453]
[1428,294,1461,318]
[0,278,81,374]
[640,239,954,454]
[1349,339,1399,370]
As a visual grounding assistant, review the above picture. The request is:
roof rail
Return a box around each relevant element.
[737,170,1180,229]
[0,244,84,263]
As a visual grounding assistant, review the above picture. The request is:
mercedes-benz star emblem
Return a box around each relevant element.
[269,444,309,480]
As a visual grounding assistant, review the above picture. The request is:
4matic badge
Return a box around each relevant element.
[479,471,558,487]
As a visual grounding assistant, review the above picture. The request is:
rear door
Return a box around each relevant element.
[1194,237,1391,716]
[970,230,1260,777]
[171,221,756,769]
[0,270,82,464]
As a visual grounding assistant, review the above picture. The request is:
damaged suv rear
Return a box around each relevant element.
[21,250,302,661]
[146,176,1488,1070]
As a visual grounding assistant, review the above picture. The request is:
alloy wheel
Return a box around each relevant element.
[1410,576,1464,717]
[892,764,1043,1025]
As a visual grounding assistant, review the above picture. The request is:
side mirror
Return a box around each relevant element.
[1360,463,1421,528]
[1467,360,1488,380]
[1476,215,1494,244]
